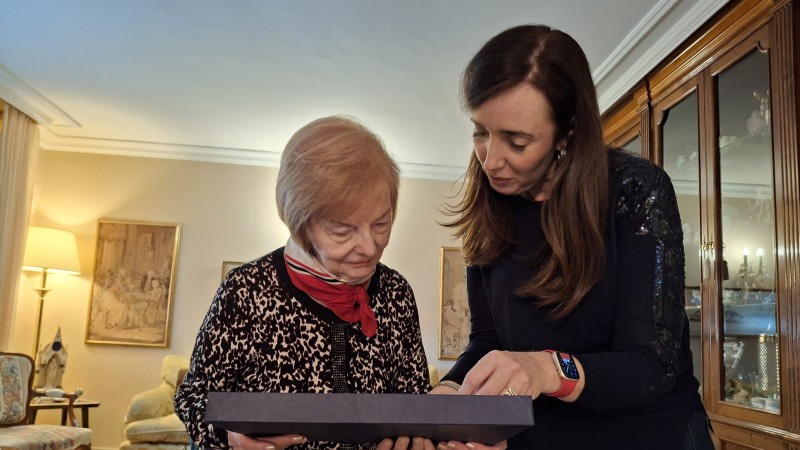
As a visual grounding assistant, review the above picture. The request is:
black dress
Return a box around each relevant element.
[442,150,706,449]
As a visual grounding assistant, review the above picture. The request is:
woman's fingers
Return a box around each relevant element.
[377,436,435,450]
[462,350,545,397]
[461,351,515,395]
[437,440,507,450]
[411,436,435,450]
[392,436,411,450]
[377,438,395,450]
[254,435,307,449]
[227,431,306,450]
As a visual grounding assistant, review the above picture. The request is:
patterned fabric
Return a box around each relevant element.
[1,354,92,450]
[1,355,32,425]
[174,247,430,450]
[0,424,92,450]
[284,241,377,337]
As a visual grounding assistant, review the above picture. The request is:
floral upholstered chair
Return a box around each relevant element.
[0,352,92,450]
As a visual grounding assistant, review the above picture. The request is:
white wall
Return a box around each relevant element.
[8,149,462,449]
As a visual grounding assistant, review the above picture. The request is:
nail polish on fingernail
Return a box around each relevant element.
[265,446,276,450]
[292,436,307,443]
[447,443,457,449]
[437,443,449,450]
[466,444,477,450]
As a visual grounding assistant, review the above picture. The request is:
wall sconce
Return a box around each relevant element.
[22,227,81,358]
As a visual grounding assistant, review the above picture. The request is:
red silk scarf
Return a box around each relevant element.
[284,252,377,337]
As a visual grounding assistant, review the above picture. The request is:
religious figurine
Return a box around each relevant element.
[35,327,68,389]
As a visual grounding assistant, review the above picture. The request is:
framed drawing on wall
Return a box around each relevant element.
[439,246,469,360]
[221,261,244,281]
[85,219,181,347]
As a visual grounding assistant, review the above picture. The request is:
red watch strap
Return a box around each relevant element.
[543,350,578,398]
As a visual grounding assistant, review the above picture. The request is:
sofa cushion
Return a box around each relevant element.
[125,383,175,423]
[0,424,92,450]
[161,356,190,389]
[120,439,188,450]
[124,414,189,444]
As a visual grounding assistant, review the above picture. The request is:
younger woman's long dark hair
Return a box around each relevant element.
[444,24,608,319]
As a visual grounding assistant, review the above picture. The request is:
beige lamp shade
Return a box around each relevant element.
[22,227,81,274]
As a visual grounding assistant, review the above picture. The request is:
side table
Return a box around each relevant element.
[29,398,101,428]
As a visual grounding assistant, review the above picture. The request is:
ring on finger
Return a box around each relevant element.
[503,386,517,396]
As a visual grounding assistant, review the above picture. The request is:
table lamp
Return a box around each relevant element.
[22,226,81,357]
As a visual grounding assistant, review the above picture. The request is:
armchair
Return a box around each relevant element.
[120,356,190,450]
[0,352,92,450]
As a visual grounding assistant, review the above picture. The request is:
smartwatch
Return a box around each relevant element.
[543,350,579,398]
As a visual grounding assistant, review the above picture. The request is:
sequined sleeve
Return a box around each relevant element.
[574,154,689,410]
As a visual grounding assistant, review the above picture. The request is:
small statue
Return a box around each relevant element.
[35,327,68,389]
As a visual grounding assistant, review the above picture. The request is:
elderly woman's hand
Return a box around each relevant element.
[436,440,507,450]
[227,431,306,450]
[377,436,436,450]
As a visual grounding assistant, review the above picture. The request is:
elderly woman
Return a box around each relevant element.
[175,116,431,450]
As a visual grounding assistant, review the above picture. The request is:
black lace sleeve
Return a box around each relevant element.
[574,154,688,410]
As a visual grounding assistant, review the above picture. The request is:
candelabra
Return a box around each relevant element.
[738,248,765,290]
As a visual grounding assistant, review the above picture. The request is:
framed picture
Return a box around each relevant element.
[221,261,244,281]
[439,247,469,360]
[85,219,181,347]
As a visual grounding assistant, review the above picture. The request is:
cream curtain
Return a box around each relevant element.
[0,103,39,350]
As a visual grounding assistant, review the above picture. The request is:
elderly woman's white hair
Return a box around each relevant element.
[276,115,401,256]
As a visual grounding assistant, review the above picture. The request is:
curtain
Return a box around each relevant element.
[0,103,39,350]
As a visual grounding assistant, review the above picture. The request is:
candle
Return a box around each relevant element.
[743,248,749,266]
[756,248,764,270]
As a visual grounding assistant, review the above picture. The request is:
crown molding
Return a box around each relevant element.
[597,0,730,113]
[38,127,283,166]
[592,0,679,85]
[38,127,466,181]
[0,64,80,127]
[397,161,466,181]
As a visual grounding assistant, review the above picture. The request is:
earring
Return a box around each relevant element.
[557,147,567,161]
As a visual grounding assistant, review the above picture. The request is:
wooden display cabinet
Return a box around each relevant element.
[603,1,800,448]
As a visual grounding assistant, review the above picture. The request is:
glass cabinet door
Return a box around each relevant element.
[621,135,641,155]
[656,86,703,387]
[712,45,779,413]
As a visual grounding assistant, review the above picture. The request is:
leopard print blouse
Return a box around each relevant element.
[175,247,430,450]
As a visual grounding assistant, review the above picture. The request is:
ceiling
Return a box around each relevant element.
[1,0,729,180]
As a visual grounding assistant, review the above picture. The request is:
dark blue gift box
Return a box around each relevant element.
[205,392,534,445]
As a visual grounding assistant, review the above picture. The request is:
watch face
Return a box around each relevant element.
[556,352,580,380]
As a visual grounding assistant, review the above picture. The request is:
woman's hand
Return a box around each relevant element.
[459,350,558,398]
[377,436,436,450]
[436,440,507,450]
[227,431,306,450]
[429,384,460,395]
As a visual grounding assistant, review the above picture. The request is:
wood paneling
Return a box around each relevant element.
[771,3,800,435]
[648,0,789,105]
